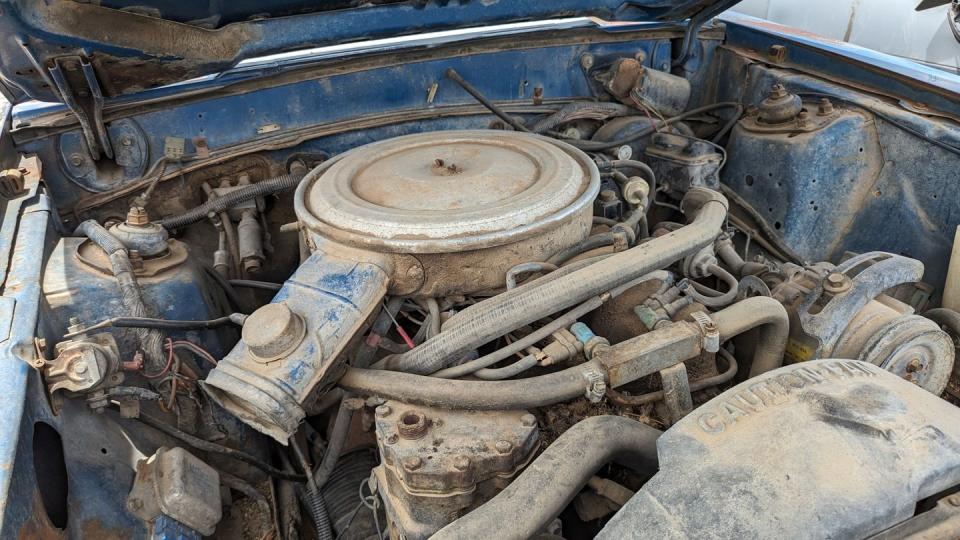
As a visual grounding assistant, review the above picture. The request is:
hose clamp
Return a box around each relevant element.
[691,311,720,353]
[582,369,607,403]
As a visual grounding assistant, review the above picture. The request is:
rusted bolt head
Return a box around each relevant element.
[768,44,787,63]
[121,137,133,147]
[769,83,787,99]
[521,414,537,428]
[495,440,513,454]
[580,53,595,70]
[126,206,149,226]
[69,154,84,167]
[385,433,399,445]
[453,455,471,471]
[906,358,922,373]
[823,272,851,293]
[397,410,429,440]
[402,456,423,471]
[818,98,834,116]
[599,189,618,203]
[375,405,392,418]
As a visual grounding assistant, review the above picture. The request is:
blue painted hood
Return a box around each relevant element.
[0,0,736,105]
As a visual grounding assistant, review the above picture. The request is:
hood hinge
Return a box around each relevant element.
[47,56,113,161]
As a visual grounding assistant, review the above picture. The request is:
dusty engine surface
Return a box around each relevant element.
[30,57,960,540]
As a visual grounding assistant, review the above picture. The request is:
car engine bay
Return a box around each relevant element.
[3,15,960,539]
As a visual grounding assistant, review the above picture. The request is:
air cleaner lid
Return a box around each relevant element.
[296,130,599,253]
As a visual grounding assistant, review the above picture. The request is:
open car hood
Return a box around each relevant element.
[0,0,738,105]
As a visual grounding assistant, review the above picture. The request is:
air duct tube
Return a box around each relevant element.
[203,249,389,443]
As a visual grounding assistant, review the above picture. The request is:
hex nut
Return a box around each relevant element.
[242,303,307,361]
[453,455,471,471]
[375,405,392,418]
[495,440,513,454]
[402,456,423,471]
[385,433,399,445]
[521,414,537,428]
[397,410,429,440]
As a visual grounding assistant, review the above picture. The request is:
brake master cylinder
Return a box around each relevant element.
[204,130,600,441]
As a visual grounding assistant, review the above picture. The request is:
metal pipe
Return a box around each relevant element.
[377,188,728,374]
[710,296,789,376]
[432,416,661,540]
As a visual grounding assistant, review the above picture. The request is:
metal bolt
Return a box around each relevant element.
[768,44,787,63]
[769,83,787,99]
[126,206,149,226]
[906,358,922,373]
[121,137,133,147]
[580,54,595,70]
[796,110,810,127]
[69,154,84,167]
[402,456,423,471]
[375,405,392,418]
[599,189,618,203]
[453,455,471,471]
[73,361,88,375]
[385,433,399,445]
[817,98,834,116]
[128,498,143,511]
[826,273,845,286]
[521,414,537,428]
[495,440,513,454]
[397,410,429,440]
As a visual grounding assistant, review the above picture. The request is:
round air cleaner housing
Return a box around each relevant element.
[295,130,600,296]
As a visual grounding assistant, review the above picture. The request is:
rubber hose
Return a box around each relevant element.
[506,262,558,290]
[531,102,633,133]
[312,394,356,489]
[473,354,539,380]
[377,188,728,374]
[680,264,740,308]
[433,416,661,540]
[546,233,616,266]
[342,360,604,410]
[710,296,789,377]
[292,439,334,540]
[74,220,166,371]
[158,172,304,230]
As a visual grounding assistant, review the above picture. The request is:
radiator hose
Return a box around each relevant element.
[433,416,661,540]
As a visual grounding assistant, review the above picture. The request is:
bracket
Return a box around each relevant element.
[47,56,113,161]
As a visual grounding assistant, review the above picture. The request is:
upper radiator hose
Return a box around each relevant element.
[376,187,728,374]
